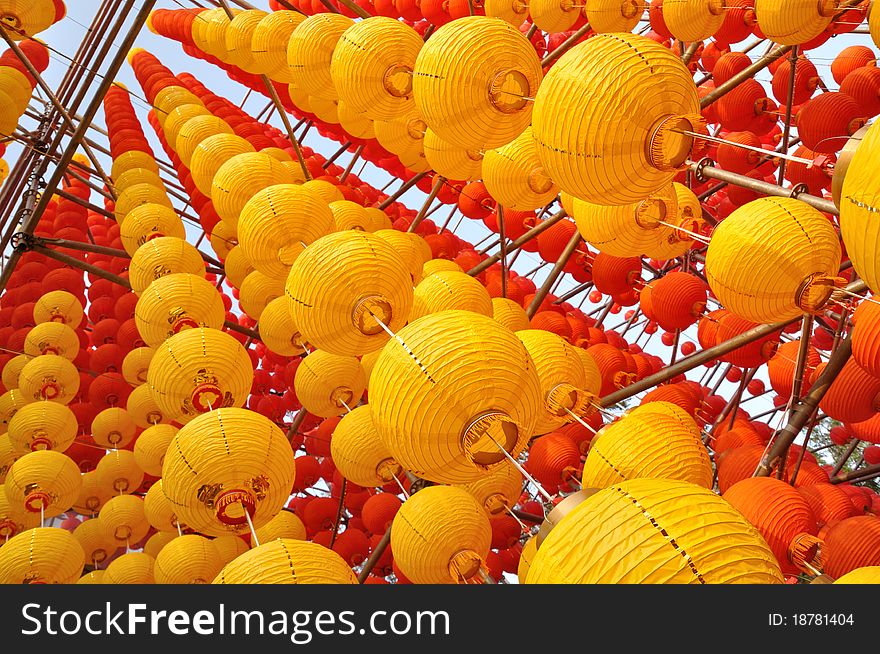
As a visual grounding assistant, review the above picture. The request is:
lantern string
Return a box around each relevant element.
[563,407,598,434]
[244,503,261,548]
[339,399,353,414]
[176,520,182,538]
[392,474,410,499]
[673,129,816,165]
[655,220,712,244]
[486,432,555,503]
[40,502,44,528]
[503,504,529,532]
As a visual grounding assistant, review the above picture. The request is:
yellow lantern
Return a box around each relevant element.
[483,126,558,211]
[0,0,59,38]
[330,404,402,487]
[532,33,702,206]
[126,383,167,429]
[144,531,177,559]
[111,150,161,179]
[113,182,172,223]
[754,0,837,45]
[162,104,212,149]
[286,230,413,356]
[330,200,374,232]
[33,290,83,328]
[91,407,136,449]
[99,493,150,547]
[529,0,580,32]
[337,101,376,139]
[295,350,366,418]
[4,450,81,518]
[374,112,427,160]
[122,347,155,386]
[410,270,493,321]
[155,533,224,584]
[584,0,644,33]
[705,197,842,324]
[308,96,341,125]
[461,461,524,518]
[214,539,357,584]
[0,436,18,484]
[423,129,484,182]
[7,401,77,452]
[526,479,783,584]
[238,184,334,279]
[133,423,178,477]
[644,182,704,260]
[0,388,28,434]
[239,270,285,320]
[516,329,595,435]
[129,236,205,295]
[252,10,305,82]
[0,488,39,540]
[662,0,726,42]
[839,120,880,293]
[190,133,256,196]
[573,348,602,396]
[225,9,267,72]
[222,246,254,289]
[834,567,880,584]
[211,151,299,227]
[258,296,307,357]
[175,115,235,168]
[23,322,79,360]
[114,167,164,193]
[581,402,713,489]
[518,534,538,583]
[161,408,295,538]
[253,510,307,543]
[18,354,79,404]
[211,534,250,565]
[485,0,530,26]
[872,2,880,49]
[492,297,531,331]
[120,203,186,256]
[72,518,118,567]
[391,485,492,584]
[302,179,345,204]
[77,570,106,584]
[95,449,144,495]
[373,228,431,284]
[144,480,185,533]
[135,272,226,347]
[370,310,543,484]
[104,552,155,584]
[73,471,110,516]
[572,184,680,257]
[413,16,542,151]
[0,528,85,584]
[287,13,353,101]
[422,258,462,277]
[360,349,381,387]
[330,17,422,122]
[1,355,29,391]
[192,7,235,58]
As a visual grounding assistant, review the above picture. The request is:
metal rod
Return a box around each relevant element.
[340,144,364,183]
[497,206,508,298]
[357,527,391,583]
[777,46,799,185]
[408,176,445,233]
[376,172,430,210]
[526,231,582,319]
[541,23,592,67]
[468,210,568,276]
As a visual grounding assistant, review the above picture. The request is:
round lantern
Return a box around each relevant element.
[161,408,295,538]
[527,479,783,584]
[238,270,285,320]
[258,296,307,357]
[95,449,144,495]
[120,203,186,256]
[253,510,307,543]
[0,527,85,584]
[287,13,353,101]
[822,516,880,578]
[369,310,543,484]
[482,126,559,211]
[423,129,484,182]
[18,354,79,404]
[330,404,402,487]
[211,534,249,565]
[4,450,80,518]
[754,0,837,45]
[663,0,727,42]
[532,33,702,205]
[73,471,110,516]
[412,16,543,151]
[98,493,149,547]
[834,566,880,584]
[213,539,357,584]
[91,407,136,449]
[285,230,413,356]
[126,383,167,429]
[190,133,255,196]
[122,347,155,386]
[104,552,155,584]
[147,328,254,423]
[492,297,531,331]
[72,518,117,567]
[461,461,523,517]
[294,350,366,418]
[839,121,880,293]
[392,485,492,584]
[211,151,298,227]
[33,290,83,328]
[135,272,226,348]
[133,423,178,477]
[0,488,39,540]
[7,401,76,452]
[410,270,493,321]
[706,197,841,323]
[155,534,224,584]
[128,236,205,295]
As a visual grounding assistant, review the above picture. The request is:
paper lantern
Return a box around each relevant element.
[258,296,307,357]
[527,479,783,583]
[4,450,80,518]
[104,552,155,584]
[294,349,366,418]
[253,510,307,543]
[461,461,523,517]
[90,407,136,449]
[0,527,85,584]
[120,203,186,256]
[330,404,401,487]
[18,354,79,404]
[585,0,644,33]
[0,487,39,540]
[834,566,880,584]
[251,10,305,81]
[287,13,353,101]
[33,290,83,328]
[147,328,254,423]
[211,151,299,227]
[72,518,117,567]
[839,120,880,293]
[483,126,558,211]
[532,33,702,205]
[213,539,357,584]
[133,423,178,477]
[238,183,333,279]
[370,310,543,484]
[211,534,249,565]
[422,129,484,182]
[0,0,61,38]
[98,493,149,547]
[72,471,110,516]
[7,401,76,452]
[662,0,727,42]
[754,0,837,45]
[392,485,492,584]
[238,270,285,320]
[581,402,713,489]
[122,347,155,386]
[154,533,224,584]
[410,270,494,321]
[190,133,255,196]
[822,516,880,578]
[129,236,205,295]
[706,197,841,323]
[126,382,167,429]
[412,16,542,151]
[161,408,295,537]
[492,297,531,331]
[286,230,413,356]
[95,449,144,495]
[530,0,580,32]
